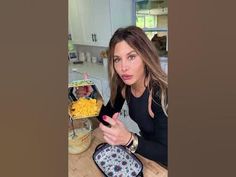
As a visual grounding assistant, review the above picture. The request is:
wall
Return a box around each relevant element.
[75,44,107,61]
[157,15,167,29]
[155,15,168,38]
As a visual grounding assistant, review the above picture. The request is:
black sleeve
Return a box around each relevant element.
[136,95,168,167]
[97,87,125,126]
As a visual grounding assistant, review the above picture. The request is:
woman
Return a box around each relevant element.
[98,26,168,166]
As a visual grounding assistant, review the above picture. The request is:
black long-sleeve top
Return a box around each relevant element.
[98,86,168,167]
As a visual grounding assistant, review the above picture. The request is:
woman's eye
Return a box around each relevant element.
[113,57,120,63]
[128,55,136,60]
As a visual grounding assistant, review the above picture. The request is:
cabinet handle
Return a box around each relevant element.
[92,33,94,42]
[94,34,97,42]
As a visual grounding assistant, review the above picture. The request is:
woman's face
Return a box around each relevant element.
[113,40,145,86]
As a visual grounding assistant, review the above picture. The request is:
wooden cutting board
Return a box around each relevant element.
[69,128,168,177]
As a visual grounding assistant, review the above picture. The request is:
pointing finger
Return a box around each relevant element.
[102,115,116,126]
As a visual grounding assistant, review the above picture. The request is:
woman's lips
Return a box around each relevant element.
[121,75,132,80]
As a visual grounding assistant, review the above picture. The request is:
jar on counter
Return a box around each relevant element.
[68,118,92,154]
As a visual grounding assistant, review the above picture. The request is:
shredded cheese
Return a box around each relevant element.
[70,98,99,118]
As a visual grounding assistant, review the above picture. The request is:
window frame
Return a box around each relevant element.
[132,0,168,54]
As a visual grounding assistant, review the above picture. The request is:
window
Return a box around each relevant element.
[135,0,168,57]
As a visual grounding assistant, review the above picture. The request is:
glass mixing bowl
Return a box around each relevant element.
[68,118,92,154]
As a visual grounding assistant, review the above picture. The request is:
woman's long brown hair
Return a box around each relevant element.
[108,26,168,116]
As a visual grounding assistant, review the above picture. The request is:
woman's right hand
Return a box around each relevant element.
[99,112,132,146]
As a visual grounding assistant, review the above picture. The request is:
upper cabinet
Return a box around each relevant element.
[68,0,84,44]
[69,0,133,47]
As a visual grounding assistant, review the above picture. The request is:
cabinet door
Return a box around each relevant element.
[110,0,133,35]
[69,0,84,44]
[92,0,133,47]
[91,0,112,47]
[76,0,94,45]
[71,0,111,46]
[69,0,133,47]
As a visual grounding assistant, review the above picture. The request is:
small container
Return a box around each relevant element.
[86,52,91,62]
[79,52,85,61]
[103,58,108,68]
[92,56,97,63]
[68,118,92,154]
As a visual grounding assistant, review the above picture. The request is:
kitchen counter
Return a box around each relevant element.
[69,128,168,177]
[68,61,110,104]
[68,61,109,83]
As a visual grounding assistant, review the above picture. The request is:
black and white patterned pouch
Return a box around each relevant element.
[93,143,143,177]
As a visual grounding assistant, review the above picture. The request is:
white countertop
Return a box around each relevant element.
[68,61,109,83]
[68,61,110,104]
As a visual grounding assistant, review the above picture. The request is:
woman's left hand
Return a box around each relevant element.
[99,112,131,146]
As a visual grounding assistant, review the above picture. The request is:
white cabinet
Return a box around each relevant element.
[69,0,133,47]
[68,0,84,44]
[91,0,112,47]
[73,0,95,46]
[109,0,133,35]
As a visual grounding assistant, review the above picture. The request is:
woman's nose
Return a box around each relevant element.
[121,60,128,72]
